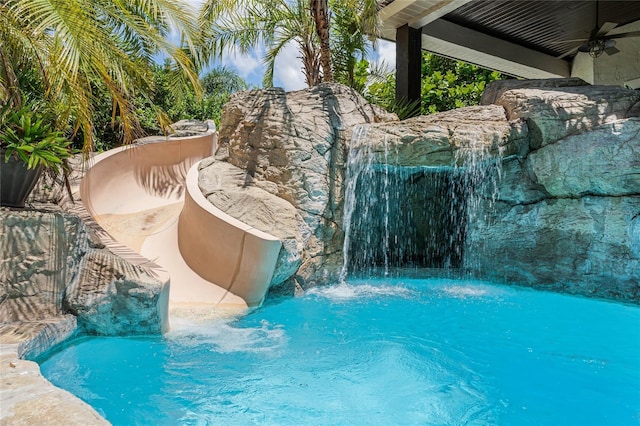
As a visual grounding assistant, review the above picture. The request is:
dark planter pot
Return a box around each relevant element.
[0,151,43,208]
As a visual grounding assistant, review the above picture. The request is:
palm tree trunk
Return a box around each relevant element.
[299,37,321,86]
[310,0,333,83]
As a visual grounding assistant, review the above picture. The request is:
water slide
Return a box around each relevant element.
[80,126,282,313]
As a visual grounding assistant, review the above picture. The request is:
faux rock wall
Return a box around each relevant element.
[202,84,396,287]
[0,211,89,322]
[467,79,640,301]
[0,210,167,344]
[203,79,639,303]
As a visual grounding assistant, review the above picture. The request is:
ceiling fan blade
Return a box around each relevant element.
[596,22,618,37]
[607,31,640,39]
[605,46,621,55]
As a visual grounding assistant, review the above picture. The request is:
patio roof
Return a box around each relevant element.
[380,0,640,104]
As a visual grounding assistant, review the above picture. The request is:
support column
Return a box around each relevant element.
[396,24,422,116]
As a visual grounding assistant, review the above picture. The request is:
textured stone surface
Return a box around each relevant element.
[211,83,396,285]
[65,249,166,335]
[0,316,76,359]
[527,118,640,197]
[492,83,640,148]
[494,156,548,205]
[362,104,529,166]
[468,196,640,301]
[479,77,589,105]
[0,211,90,322]
[0,350,108,425]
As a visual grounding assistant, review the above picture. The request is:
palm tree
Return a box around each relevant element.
[331,0,380,89]
[0,0,202,152]
[200,0,380,89]
[201,67,249,95]
[201,0,322,87]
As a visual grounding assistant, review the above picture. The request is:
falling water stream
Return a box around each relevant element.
[340,125,504,281]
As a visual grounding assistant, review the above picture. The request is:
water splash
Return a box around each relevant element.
[306,281,416,301]
[167,316,287,354]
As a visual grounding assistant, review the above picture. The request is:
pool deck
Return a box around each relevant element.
[1,343,108,425]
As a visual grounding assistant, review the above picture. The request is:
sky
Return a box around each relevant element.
[216,39,397,91]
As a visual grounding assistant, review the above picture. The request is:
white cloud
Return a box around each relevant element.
[221,47,265,85]
[372,39,396,72]
[273,41,307,91]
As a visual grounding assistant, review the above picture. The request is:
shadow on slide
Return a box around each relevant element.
[80,126,281,315]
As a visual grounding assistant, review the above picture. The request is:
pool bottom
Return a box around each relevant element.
[38,278,640,425]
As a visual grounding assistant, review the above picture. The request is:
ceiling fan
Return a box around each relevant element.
[556,3,640,59]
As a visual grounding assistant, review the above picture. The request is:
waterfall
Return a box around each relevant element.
[340,126,374,282]
[451,138,505,272]
[340,125,504,282]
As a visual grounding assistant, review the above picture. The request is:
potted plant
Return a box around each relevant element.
[0,104,72,208]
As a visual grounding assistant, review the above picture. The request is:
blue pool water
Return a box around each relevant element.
[39,278,640,425]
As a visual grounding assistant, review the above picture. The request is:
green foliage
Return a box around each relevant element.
[1,0,202,152]
[330,1,367,89]
[202,67,248,95]
[420,53,503,114]
[89,64,248,150]
[201,0,321,87]
[201,0,378,88]
[362,53,505,118]
[364,71,417,120]
[1,104,72,172]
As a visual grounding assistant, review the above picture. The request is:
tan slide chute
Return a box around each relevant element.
[80,127,281,316]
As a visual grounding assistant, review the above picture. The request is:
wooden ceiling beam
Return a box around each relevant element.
[422,19,571,79]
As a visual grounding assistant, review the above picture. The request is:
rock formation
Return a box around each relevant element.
[468,79,640,301]
[205,79,639,303]
[362,78,640,302]
[0,210,167,349]
[200,84,396,288]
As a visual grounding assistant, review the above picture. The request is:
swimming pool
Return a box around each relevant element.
[38,278,640,425]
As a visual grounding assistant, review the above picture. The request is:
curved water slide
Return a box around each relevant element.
[80,128,281,312]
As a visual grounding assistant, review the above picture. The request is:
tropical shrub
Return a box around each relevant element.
[1,104,72,172]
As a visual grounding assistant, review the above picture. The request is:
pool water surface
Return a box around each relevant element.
[38,278,640,425]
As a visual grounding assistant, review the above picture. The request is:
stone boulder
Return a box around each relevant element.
[527,118,640,197]
[206,83,396,286]
[361,104,529,167]
[64,249,167,335]
[0,210,167,338]
[469,196,640,301]
[479,77,589,104]
[484,78,640,149]
[198,158,304,287]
